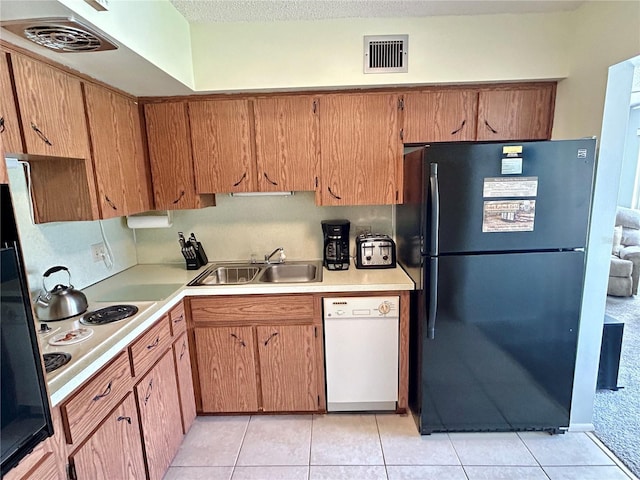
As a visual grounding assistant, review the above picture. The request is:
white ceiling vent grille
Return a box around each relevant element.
[1,17,117,53]
[364,35,408,74]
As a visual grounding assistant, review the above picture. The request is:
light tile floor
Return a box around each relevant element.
[164,414,638,480]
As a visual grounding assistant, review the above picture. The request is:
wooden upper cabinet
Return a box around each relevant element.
[253,95,319,192]
[403,90,478,143]
[144,102,214,210]
[0,52,23,158]
[11,53,91,159]
[84,84,151,218]
[476,85,555,141]
[189,99,256,193]
[319,93,400,206]
[257,324,318,412]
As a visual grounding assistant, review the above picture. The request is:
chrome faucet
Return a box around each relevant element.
[264,247,286,264]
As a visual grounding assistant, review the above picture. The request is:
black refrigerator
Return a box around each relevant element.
[396,139,596,434]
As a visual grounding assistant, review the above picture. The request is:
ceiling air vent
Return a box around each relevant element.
[1,17,117,53]
[364,35,408,74]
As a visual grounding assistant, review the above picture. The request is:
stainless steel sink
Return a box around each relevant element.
[257,262,322,283]
[191,265,261,285]
[188,261,322,286]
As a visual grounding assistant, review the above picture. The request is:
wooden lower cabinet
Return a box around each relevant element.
[257,324,318,412]
[135,350,183,480]
[68,393,145,480]
[173,331,197,433]
[195,325,259,413]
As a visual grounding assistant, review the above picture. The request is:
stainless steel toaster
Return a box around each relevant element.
[355,234,397,269]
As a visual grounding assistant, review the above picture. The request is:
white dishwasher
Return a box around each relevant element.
[323,296,399,412]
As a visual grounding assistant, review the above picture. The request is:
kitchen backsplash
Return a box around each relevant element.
[134,192,393,265]
[7,167,137,295]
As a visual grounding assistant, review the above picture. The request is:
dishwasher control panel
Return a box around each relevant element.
[323,297,399,318]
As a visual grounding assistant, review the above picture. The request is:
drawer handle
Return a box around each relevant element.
[92,381,112,402]
[173,314,184,325]
[30,122,53,146]
[450,119,466,135]
[263,332,279,346]
[483,119,498,134]
[143,378,154,405]
[117,416,132,424]
[230,333,246,347]
[179,339,187,360]
[0,117,5,133]
[146,336,160,350]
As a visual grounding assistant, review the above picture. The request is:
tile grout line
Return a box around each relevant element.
[374,414,390,480]
[308,414,315,480]
[230,415,252,478]
[585,431,639,480]
[515,431,552,480]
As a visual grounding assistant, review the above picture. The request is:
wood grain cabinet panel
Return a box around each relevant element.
[61,351,132,445]
[476,85,555,141]
[69,393,146,480]
[169,301,187,337]
[129,315,172,378]
[135,351,183,480]
[83,83,151,218]
[253,95,319,192]
[403,90,478,143]
[194,325,259,413]
[144,102,214,210]
[189,99,256,193]
[173,331,197,433]
[190,294,314,324]
[319,93,400,206]
[11,53,90,160]
[0,51,23,158]
[257,324,318,412]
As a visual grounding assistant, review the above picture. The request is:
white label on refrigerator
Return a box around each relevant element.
[482,200,536,232]
[501,157,523,174]
[483,177,538,198]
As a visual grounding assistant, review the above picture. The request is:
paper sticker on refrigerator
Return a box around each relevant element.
[483,200,536,232]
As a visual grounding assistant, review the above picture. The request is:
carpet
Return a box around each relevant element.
[594,294,640,477]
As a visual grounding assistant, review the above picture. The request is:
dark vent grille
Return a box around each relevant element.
[364,35,408,74]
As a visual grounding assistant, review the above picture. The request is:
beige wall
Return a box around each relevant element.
[553,1,640,139]
[190,12,570,92]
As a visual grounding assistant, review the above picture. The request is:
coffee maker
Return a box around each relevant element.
[321,219,350,270]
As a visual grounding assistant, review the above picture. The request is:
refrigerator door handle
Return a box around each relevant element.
[427,257,438,339]
[429,163,439,256]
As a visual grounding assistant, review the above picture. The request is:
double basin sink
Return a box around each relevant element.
[188,260,323,286]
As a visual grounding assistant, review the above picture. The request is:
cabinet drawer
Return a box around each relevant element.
[61,351,131,445]
[190,294,314,324]
[129,316,172,377]
[169,301,187,337]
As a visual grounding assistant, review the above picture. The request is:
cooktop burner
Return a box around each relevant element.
[43,352,71,373]
[80,304,139,326]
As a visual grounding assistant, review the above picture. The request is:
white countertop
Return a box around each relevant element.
[43,262,415,407]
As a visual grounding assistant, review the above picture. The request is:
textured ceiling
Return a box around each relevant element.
[169,0,585,23]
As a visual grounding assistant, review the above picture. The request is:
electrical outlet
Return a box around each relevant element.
[91,243,106,262]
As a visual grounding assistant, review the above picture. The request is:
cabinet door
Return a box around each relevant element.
[135,351,183,480]
[70,393,146,480]
[84,84,151,218]
[194,325,258,412]
[254,96,319,192]
[477,86,555,141]
[144,102,213,210]
[11,53,91,159]
[0,52,23,157]
[319,93,400,205]
[403,90,478,143]
[257,325,318,412]
[189,99,256,193]
[173,332,196,434]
